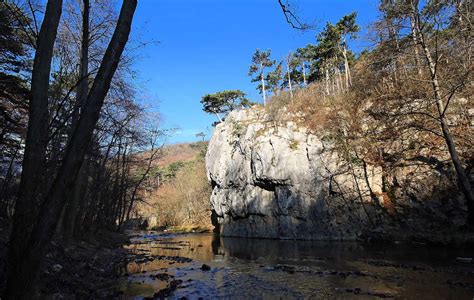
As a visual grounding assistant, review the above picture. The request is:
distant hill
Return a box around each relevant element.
[154,142,205,167]
[131,141,206,172]
[131,141,212,231]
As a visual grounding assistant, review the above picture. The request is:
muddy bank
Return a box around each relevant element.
[117,231,474,299]
[0,224,129,299]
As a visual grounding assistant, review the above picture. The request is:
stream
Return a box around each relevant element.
[115,231,474,299]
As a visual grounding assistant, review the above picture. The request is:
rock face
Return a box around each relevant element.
[206,108,468,240]
[206,109,384,240]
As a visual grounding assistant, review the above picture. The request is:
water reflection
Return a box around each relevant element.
[118,232,474,299]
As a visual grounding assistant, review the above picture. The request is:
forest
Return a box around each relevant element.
[0,0,472,299]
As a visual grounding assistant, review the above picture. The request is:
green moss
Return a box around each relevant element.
[289,140,299,150]
[231,120,244,138]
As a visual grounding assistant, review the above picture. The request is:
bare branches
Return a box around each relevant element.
[27,0,40,36]
[277,0,310,30]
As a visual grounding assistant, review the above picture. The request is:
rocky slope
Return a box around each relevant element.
[206,108,469,241]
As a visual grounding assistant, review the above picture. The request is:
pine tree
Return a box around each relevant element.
[336,12,360,89]
[266,61,283,95]
[201,90,251,122]
[248,49,275,106]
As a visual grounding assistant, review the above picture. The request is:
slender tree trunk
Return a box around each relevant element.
[409,15,422,75]
[213,111,223,122]
[387,18,401,82]
[121,146,159,230]
[63,0,90,244]
[342,43,351,89]
[361,158,383,209]
[63,159,89,242]
[340,126,375,226]
[116,142,129,229]
[4,1,137,297]
[287,63,293,100]
[110,139,123,226]
[325,67,330,95]
[286,53,293,100]
[301,62,307,85]
[346,151,375,227]
[331,76,336,95]
[72,158,90,236]
[414,4,474,225]
[260,63,267,106]
[336,66,343,94]
[5,0,63,298]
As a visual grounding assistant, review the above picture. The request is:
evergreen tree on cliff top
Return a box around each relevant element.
[201,90,251,123]
[248,49,275,106]
[335,12,359,88]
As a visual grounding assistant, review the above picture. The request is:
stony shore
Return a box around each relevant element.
[0,221,129,299]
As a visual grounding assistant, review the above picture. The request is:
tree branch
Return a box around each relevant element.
[277,0,309,30]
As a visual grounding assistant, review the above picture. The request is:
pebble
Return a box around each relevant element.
[52,264,63,272]
[455,257,473,264]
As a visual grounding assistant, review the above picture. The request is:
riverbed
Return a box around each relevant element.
[115,231,474,299]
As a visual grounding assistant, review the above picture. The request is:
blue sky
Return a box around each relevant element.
[131,0,380,143]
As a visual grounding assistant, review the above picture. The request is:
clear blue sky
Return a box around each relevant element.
[131,0,380,143]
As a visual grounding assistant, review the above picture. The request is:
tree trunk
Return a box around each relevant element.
[325,67,330,95]
[116,142,129,229]
[286,53,293,100]
[4,1,137,298]
[414,4,474,225]
[287,64,293,99]
[342,43,351,89]
[122,146,159,230]
[409,15,422,75]
[5,0,63,298]
[260,63,267,106]
[341,38,352,91]
[72,158,90,236]
[213,111,223,122]
[62,0,90,244]
[336,66,343,94]
[301,62,307,85]
[62,159,89,242]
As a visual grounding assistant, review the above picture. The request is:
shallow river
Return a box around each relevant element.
[115,231,474,299]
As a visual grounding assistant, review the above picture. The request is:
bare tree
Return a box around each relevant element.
[5,0,138,297]
[409,0,473,224]
[6,0,63,298]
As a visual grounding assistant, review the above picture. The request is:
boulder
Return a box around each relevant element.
[206,109,383,240]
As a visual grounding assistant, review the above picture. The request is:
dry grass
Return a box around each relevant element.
[147,155,212,229]
[259,48,473,208]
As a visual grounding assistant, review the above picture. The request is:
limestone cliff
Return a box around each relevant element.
[206,108,467,240]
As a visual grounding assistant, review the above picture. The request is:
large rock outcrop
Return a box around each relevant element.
[206,109,381,240]
[206,108,467,240]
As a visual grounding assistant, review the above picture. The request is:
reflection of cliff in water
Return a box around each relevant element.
[128,232,474,267]
[120,233,474,299]
[215,234,472,267]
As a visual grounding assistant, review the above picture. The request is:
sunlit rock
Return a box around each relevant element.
[206,108,383,240]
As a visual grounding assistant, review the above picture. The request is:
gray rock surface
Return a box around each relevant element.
[206,108,469,241]
[206,108,385,240]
